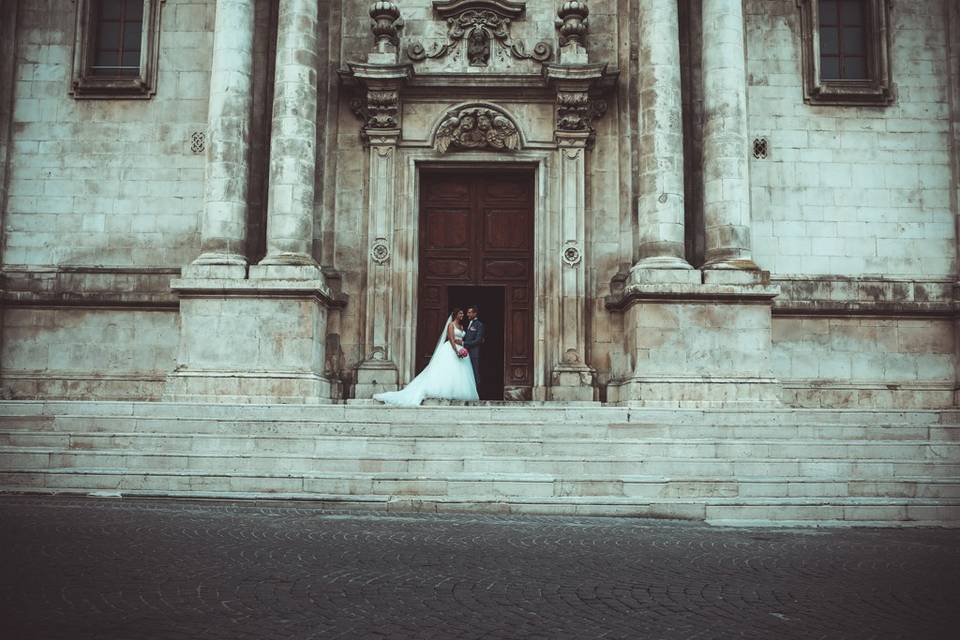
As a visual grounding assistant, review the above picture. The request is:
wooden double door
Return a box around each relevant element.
[416,169,534,401]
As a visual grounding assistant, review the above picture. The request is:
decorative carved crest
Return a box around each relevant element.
[407,0,552,66]
[433,105,521,153]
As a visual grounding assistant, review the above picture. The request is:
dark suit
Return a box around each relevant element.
[462,318,485,390]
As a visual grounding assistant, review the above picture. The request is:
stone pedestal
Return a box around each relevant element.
[164,277,335,403]
[608,269,782,406]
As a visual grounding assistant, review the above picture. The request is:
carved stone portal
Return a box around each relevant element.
[407,0,552,66]
[433,105,521,153]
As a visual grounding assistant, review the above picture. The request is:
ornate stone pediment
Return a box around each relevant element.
[407,0,552,67]
[432,104,521,153]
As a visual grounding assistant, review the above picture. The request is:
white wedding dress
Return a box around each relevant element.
[373,318,479,407]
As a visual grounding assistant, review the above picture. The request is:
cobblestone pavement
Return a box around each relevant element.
[0,497,958,640]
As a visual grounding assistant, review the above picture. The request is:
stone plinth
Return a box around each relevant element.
[165,277,335,403]
[608,270,782,406]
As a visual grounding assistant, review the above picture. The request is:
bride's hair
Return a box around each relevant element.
[449,307,464,323]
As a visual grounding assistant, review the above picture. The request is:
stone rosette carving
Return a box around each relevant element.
[407,0,552,66]
[371,238,391,264]
[351,89,401,130]
[434,105,521,153]
[562,241,582,266]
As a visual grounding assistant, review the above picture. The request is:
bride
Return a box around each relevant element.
[374,308,479,407]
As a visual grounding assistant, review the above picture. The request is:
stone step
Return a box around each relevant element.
[4,467,960,499]
[3,449,959,479]
[1,401,957,426]
[2,470,958,524]
[2,432,958,460]
[1,416,958,443]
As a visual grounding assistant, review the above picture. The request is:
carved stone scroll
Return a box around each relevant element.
[407,0,552,66]
[433,105,521,153]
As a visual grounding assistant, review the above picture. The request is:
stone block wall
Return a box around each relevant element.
[745,0,956,278]
[741,0,959,407]
[1,0,215,400]
[2,307,177,400]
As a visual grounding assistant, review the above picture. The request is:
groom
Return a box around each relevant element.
[462,305,485,392]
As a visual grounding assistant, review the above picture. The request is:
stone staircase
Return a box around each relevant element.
[1,401,959,526]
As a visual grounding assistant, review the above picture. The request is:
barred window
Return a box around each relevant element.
[91,0,144,77]
[818,0,867,80]
[71,0,163,99]
[797,0,893,106]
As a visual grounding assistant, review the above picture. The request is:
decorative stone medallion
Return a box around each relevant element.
[371,238,391,264]
[434,105,521,153]
[562,241,582,266]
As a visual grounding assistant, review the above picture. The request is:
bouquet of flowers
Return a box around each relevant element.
[457,347,468,358]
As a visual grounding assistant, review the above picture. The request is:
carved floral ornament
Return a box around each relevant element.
[371,238,391,264]
[407,0,552,67]
[433,105,521,153]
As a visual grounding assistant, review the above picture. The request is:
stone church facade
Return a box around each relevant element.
[0,0,958,409]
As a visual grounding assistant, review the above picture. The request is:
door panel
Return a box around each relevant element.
[417,169,534,400]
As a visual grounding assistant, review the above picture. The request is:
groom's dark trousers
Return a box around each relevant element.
[463,319,485,391]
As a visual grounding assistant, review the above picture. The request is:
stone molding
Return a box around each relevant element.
[169,277,338,306]
[406,0,552,66]
[1,266,180,309]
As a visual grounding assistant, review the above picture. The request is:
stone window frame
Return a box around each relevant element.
[797,0,894,106]
[70,0,165,99]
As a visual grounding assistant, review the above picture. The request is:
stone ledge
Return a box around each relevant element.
[771,276,956,317]
[1,265,180,309]
[606,282,780,309]
[170,277,337,305]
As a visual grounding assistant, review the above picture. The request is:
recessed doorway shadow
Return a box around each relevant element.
[448,286,505,401]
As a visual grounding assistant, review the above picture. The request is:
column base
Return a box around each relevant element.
[354,359,399,399]
[631,256,694,271]
[164,370,334,404]
[702,257,761,271]
[549,364,596,402]
[166,277,336,403]
[249,262,326,283]
[190,252,247,267]
[609,279,782,407]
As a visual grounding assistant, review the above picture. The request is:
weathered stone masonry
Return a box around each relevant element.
[0,0,957,409]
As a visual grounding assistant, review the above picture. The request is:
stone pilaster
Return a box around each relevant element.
[701,0,757,270]
[545,58,613,402]
[256,0,322,276]
[632,0,691,273]
[190,0,255,274]
[348,64,410,398]
[347,3,412,398]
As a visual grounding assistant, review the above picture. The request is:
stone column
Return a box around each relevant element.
[257,0,322,273]
[632,0,691,272]
[192,0,255,272]
[701,0,757,270]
